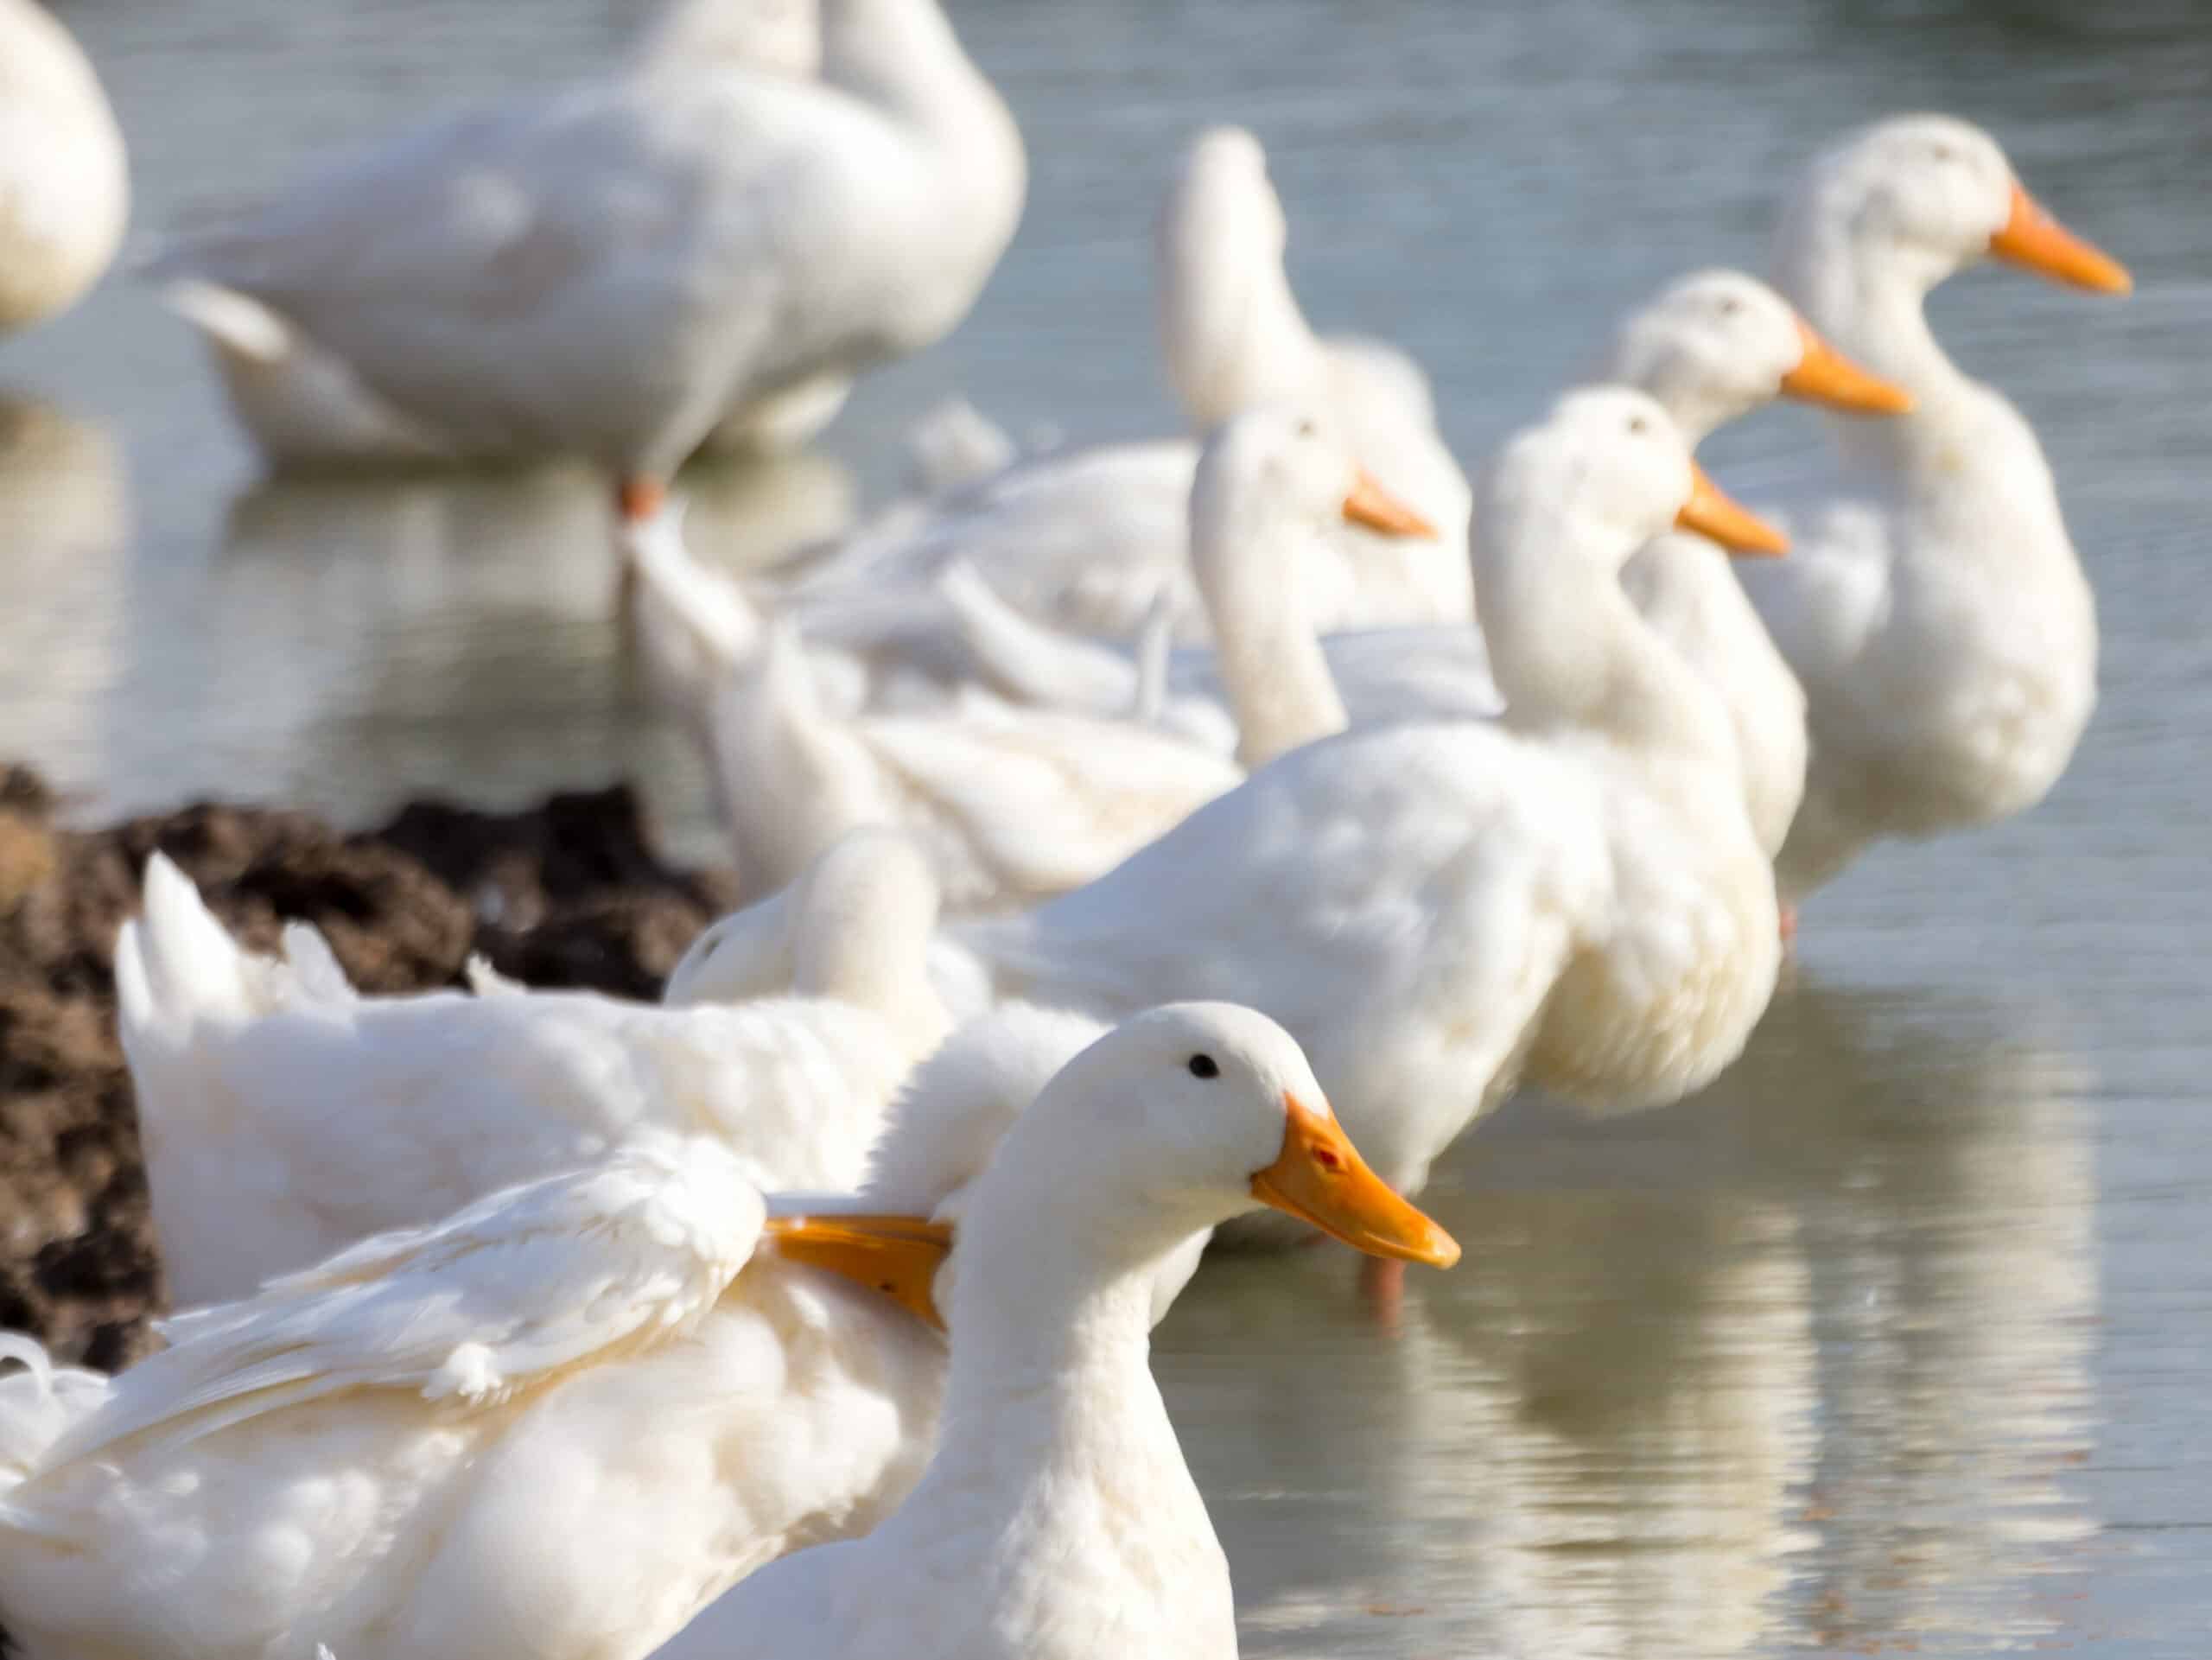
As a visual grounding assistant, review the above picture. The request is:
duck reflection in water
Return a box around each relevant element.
[1150,973,2094,1660]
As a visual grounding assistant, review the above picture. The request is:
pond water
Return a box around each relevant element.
[3,0,2209,1654]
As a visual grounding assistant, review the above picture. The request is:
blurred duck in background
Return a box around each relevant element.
[772,124,1473,644]
[145,0,1024,524]
[1741,114,2130,908]
[0,0,128,335]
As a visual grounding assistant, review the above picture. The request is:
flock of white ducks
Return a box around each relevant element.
[0,0,2137,1656]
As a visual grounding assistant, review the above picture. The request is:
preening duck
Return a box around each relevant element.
[1740,113,2130,902]
[116,831,946,1306]
[149,0,1023,515]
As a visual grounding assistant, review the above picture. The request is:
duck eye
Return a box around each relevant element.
[1187,1053,1219,1079]
[1627,415,1649,435]
[1932,142,1955,163]
[1718,296,1741,315]
[1294,418,1317,439]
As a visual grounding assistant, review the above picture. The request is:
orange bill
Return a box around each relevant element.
[1781,319,1915,416]
[1678,461,1789,557]
[1249,1094,1460,1268]
[765,1213,954,1330]
[1342,467,1440,538]
[1989,181,2132,295]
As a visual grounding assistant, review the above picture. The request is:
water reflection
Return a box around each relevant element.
[16,447,853,833]
[1721,979,2100,1654]
[0,395,130,779]
[1153,975,2096,1658]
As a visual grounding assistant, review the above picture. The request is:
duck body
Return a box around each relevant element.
[0,1137,946,1660]
[1746,391,2095,894]
[958,719,1613,1197]
[0,0,128,332]
[118,836,946,1307]
[149,0,1022,481]
[1739,115,2126,899]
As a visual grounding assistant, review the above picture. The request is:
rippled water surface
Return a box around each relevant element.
[4,0,2209,1653]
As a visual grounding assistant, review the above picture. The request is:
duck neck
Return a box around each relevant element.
[1484,501,1736,772]
[914,1138,1223,1542]
[1773,219,1979,480]
[1192,480,1347,769]
[1160,219,1328,430]
[821,0,1024,207]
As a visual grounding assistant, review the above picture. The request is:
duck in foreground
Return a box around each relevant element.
[0,1005,1446,1660]
[678,1002,1457,1660]
[145,0,1023,522]
[0,0,128,334]
[949,389,1789,1256]
[1742,113,2131,905]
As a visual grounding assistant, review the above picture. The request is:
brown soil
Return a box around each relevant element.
[0,765,739,1371]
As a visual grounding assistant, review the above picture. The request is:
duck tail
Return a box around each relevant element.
[153,277,295,365]
[114,854,275,1046]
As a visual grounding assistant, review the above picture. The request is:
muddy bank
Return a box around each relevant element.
[0,766,737,1370]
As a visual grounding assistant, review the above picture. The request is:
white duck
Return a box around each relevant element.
[149,0,1022,515]
[1740,114,2129,903]
[774,124,1471,643]
[159,0,827,469]
[662,1002,1457,1660]
[947,390,1789,1241]
[0,0,128,333]
[117,830,948,1307]
[0,1003,1449,1660]
[696,407,1437,906]
[1598,267,1913,860]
